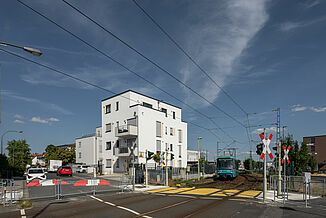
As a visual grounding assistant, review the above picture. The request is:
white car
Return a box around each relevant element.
[77,165,89,173]
[26,168,47,183]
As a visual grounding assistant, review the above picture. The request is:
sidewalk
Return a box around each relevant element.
[257,190,321,202]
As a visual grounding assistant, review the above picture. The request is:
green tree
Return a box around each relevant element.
[244,158,255,170]
[6,139,31,176]
[45,144,75,165]
[0,154,9,178]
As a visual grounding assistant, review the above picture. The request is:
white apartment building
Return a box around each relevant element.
[76,90,187,175]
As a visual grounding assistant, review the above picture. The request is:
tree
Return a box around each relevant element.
[45,144,75,165]
[0,154,9,178]
[6,139,31,176]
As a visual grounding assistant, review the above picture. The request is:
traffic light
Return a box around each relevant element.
[256,143,263,155]
[171,153,174,160]
[147,151,154,160]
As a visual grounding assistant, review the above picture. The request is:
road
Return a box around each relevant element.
[25,173,121,199]
[2,191,326,218]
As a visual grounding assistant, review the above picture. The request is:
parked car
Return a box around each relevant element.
[26,168,47,183]
[57,166,72,176]
[77,165,89,173]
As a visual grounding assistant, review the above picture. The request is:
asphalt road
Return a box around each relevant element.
[25,173,121,199]
[3,191,326,218]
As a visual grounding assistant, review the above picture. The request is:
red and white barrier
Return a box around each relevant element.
[73,179,111,186]
[26,179,67,187]
[282,145,291,164]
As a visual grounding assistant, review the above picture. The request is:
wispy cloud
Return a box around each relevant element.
[14,120,25,124]
[280,16,326,32]
[302,0,321,9]
[14,114,24,119]
[252,127,276,134]
[30,117,60,124]
[181,0,269,107]
[2,90,72,115]
[291,104,326,113]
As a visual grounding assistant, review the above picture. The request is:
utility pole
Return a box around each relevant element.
[197,137,202,180]
[216,141,219,160]
[276,108,281,196]
[263,128,266,202]
[145,149,148,188]
[165,143,168,186]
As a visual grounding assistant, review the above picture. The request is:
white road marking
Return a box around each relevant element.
[229,199,248,202]
[90,195,151,218]
[169,194,196,199]
[20,209,25,215]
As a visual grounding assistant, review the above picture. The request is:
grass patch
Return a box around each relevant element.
[18,200,32,208]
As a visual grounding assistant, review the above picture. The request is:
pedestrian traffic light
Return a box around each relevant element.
[256,143,263,155]
[147,151,154,160]
[171,153,174,160]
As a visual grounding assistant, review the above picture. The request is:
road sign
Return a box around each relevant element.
[259,133,273,160]
[282,145,291,164]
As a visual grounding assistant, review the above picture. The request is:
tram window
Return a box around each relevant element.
[217,159,233,170]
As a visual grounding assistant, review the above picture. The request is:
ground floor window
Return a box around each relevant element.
[116,159,119,168]
[106,159,112,168]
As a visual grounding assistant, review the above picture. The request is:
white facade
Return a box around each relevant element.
[100,90,187,174]
[76,90,187,175]
[187,150,199,162]
[75,127,102,166]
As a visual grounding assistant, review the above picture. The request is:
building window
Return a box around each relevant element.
[97,130,101,137]
[116,121,119,128]
[173,111,176,119]
[116,159,119,168]
[143,102,153,108]
[311,146,315,152]
[116,102,119,111]
[106,123,112,132]
[165,127,167,135]
[106,141,111,150]
[105,104,111,114]
[311,137,315,143]
[170,144,173,151]
[156,121,162,137]
[179,145,181,158]
[79,142,81,148]
[106,159,112,168]
[78,152,81,158]
[170,127,174,136]
[161,108,167,117]
[156,140,161,153]
[116,140,120,148]
[99,140,102,153]
[178,129,182,143]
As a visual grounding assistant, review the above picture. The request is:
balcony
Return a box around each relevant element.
[115,147,130,156]
[115,125,138,139]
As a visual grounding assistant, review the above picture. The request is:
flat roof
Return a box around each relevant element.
[101,90,182,109]
[303,135,326,138]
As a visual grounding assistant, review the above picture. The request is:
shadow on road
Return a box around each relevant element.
[32,201,69,218]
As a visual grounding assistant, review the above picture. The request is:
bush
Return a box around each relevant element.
[18,200,32,208]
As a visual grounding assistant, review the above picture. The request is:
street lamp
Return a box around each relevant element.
[197,136,202,180]
[1,130,23,155]
[0,42,42,56]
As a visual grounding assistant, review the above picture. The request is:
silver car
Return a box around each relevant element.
[26,168,47,183]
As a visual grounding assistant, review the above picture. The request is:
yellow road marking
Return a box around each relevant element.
[147,187,176,193]
[161,188,194,194]
[235,190,261,198]
[180,188,220,195]
[210,189,241,197]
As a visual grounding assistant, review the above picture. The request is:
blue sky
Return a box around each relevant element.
[1,0,326,161]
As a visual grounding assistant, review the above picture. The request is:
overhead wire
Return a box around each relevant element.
[60,0,247,129]
[16,0,238,142]
[0,48,220,139]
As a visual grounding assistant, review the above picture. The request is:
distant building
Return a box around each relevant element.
[30,153,46,166]
[56,143,75,150]
[303,135,326,172]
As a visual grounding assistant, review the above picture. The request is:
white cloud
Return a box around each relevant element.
[291,105,307,112]
[14,120,25,124]
[303,0,321,9]
[49,117,60,122]
[14,114,23,119]
[181,0,269,107]
[310,107,326,112]
[30,117,49,124]
[252,127,276,134]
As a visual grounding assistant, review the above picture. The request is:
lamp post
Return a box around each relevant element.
[197,136,202,180]
[1,130,23,155]
[0,42,42,56]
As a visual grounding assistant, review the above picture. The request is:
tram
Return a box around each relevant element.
[216,156,239,180]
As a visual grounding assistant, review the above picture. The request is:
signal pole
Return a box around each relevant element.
[263,128,266,202]
[166,143,168,186]
[276,108,281,195]
[145,149,148,188]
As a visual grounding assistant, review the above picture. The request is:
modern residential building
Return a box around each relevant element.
[76,90,187,175]
[75,127,102,167]
[303,135,326,171]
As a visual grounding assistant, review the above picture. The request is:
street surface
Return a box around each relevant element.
[2,191,326,218]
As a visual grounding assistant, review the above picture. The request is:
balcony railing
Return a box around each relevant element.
[115,147,130,156]
[115,125,137,138]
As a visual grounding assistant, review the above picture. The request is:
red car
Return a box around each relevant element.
[57,166,72,176]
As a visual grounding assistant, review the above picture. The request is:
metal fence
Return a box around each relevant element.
[1,176,130,205]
